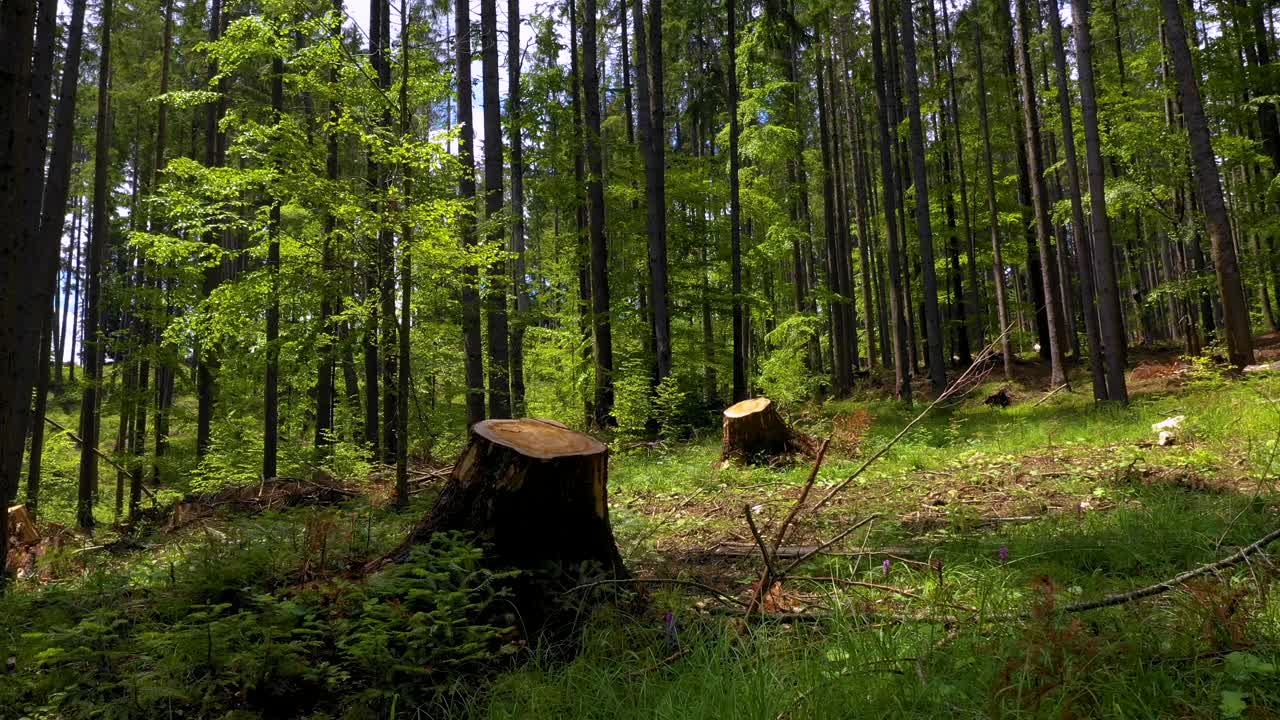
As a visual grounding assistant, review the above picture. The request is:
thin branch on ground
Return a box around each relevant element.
[770,438,829,555]
[778,513,882,577]
[812,325,1012,512]
[1060,524,1280,613]
[563,577,747,608]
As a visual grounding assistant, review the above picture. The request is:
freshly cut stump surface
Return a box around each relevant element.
[722,397,817,462]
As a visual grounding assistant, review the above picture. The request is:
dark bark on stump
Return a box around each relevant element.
[721,398,818,463]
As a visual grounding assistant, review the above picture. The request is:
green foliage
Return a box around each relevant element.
[4,531,517,719]
[758,314,825,404]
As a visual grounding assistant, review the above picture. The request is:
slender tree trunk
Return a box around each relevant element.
[1014,0,1068,386]
[900,0,946,393]
[974,0,1013,377]
[1044,0,1106,398]
[1074,0,1129,400]
[582,0,613,425]
[316,0,343,451]
[458,0,485,426]
[729,0,746,402]
[508,0,528,416]
[634,0,672,384]
[396,0,412,505]
[871,0,911,402]
[78,0,114,530]
[1162,0,1254,366]
[481,0,510,418]
[198,0,225,457]
[264,53,283,481]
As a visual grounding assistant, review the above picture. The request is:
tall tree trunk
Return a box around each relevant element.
[457,0,485,426]
[1074,0,1129,400]
[316,0,343,451]
[482,0,510,418]
[974,0,1013,377]
[582,0,613,425]
[508,0,528,416]
[1161,0,1255,366]
[729,0,746,402]
[198,0,225,457]
[264,53,283,482]
[375,0,399,463]
[570,0,593,426]
[1014,0,1068,386]
[900,0,946,393]
[871,0,911,402]
[396,0,412,505]
[634,0,672,384]
[78,0,113,530]
[1045,0,1106,399]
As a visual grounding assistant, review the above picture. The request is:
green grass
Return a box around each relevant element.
[7,365,1280,719]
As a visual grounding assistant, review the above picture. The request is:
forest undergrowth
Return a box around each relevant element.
[6,345,1280,719]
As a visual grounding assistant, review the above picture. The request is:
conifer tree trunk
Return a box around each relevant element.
[263,52,283,482]
[569,0,593,427]
[1045,0,1106,399]
[316,0,343,451]
[482,0,510,418]
[457,0,486,426]
[0,0,38,562]
[1073,0,1128,400]
[1014,0,1068,386]
[871,0,911,402]
[78,0,114,530]
[508,0,528,416]
[973,0,1013,378]
[729,0,746,403]
[899,0,946,393]
[634,0,672,384]
[376,0,399,463]
[198,0,225,457]
[1161,0,1255,367]
[396,0,412,505]
[582,0,613,426]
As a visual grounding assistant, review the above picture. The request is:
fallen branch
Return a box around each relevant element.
[813,326,1012,511]
[770,438,830,554]
[1032,383,1069,408]
[778,513,882,576]
[708,543,922,560]
[45,415,157,503]
[790,576,977,614]
[1060,524,1280,613]
[743,504,779,615]
[564,577,747,608]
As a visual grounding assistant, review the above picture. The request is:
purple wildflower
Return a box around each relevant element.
[998,545,1009,564]
[882,558,891,576]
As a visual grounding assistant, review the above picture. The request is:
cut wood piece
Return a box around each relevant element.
[384,419,627,636]
[8,505,40,546]
[721,397,817,462]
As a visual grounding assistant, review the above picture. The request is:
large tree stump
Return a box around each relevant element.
[721,397,818,463]
[383,419,627,640]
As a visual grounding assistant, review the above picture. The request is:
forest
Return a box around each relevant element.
[4,0,1280,710]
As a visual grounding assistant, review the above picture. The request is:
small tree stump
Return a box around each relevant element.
[383,419,628,639]
[7,505,39,546]
[721,398,817,462]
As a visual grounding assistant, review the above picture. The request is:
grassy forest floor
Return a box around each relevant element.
[7,336,1280,719]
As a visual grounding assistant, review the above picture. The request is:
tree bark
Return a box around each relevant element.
[729,0,746,403]
[482,0,510,418]
[582,0,613,427]
[78,0,114,530]
[1073,0,1129,401]
[974,0,1013,378]
[508,0,528,416]
[1161,0,1255,367]
[900,0,946,393]
[457,0,486,426]
[1014,0,1069,386]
